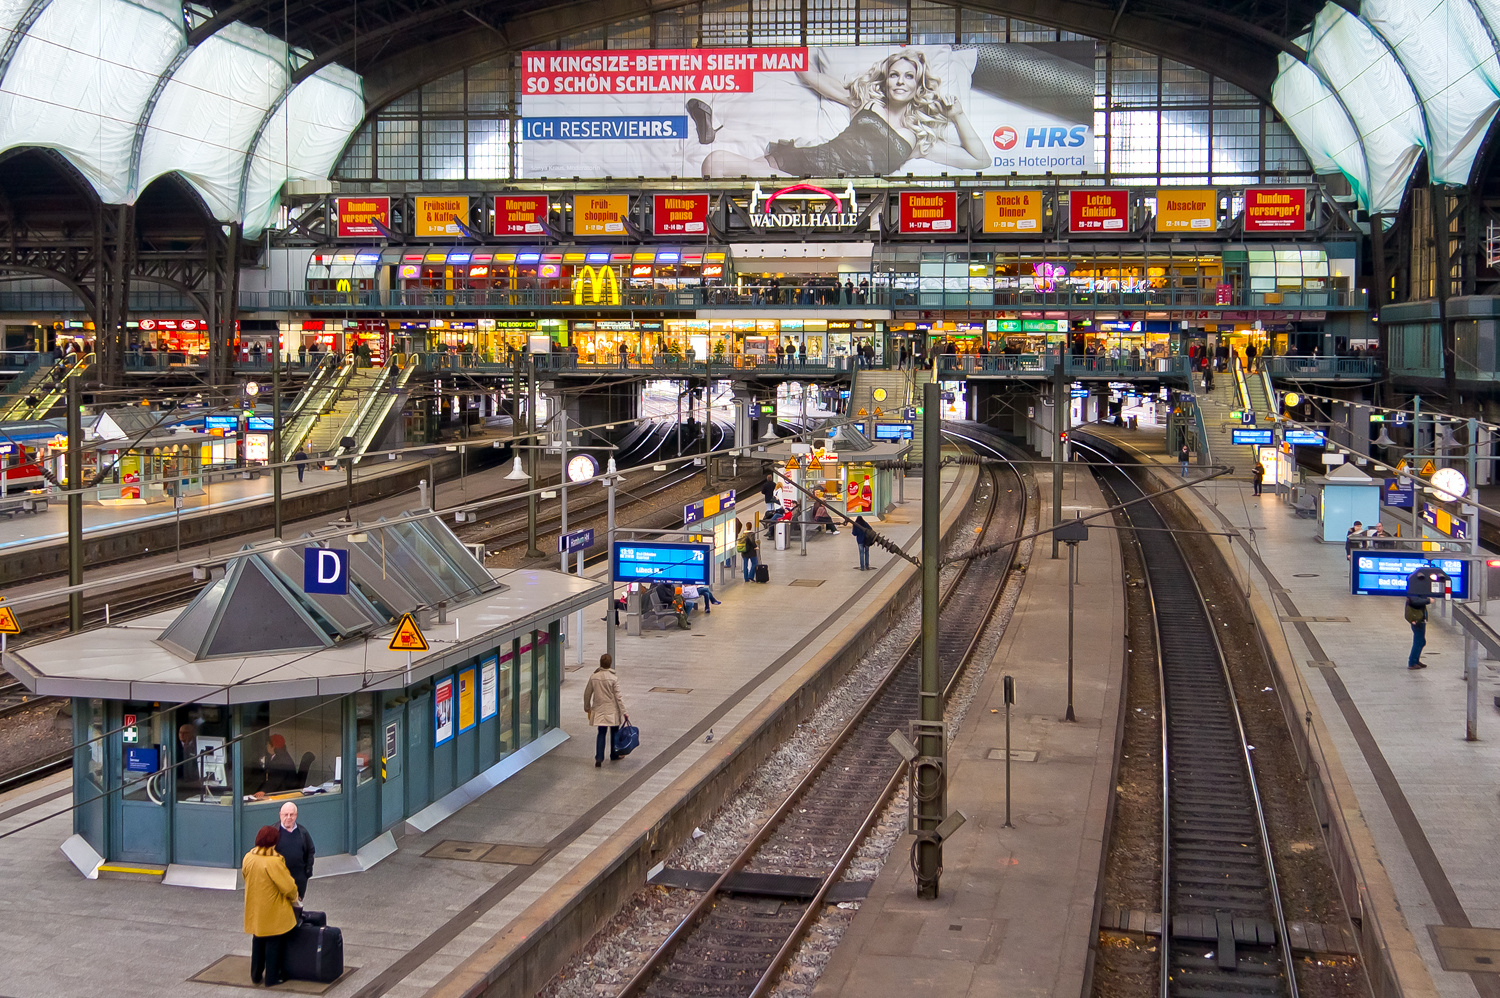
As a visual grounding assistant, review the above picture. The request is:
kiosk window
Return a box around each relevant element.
[355,693,375,787]
[241,698,344,803]
[174,705,230,805]
[84,698,105,790]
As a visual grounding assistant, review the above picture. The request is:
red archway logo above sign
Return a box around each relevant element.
[763,182,843,213]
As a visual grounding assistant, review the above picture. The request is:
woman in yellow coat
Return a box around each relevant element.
[243,824,300,986]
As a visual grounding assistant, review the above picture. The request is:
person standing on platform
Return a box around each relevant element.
[1252,459,1265,496]
[761,472,779,522]
[852,516,873,571]
[274,802,315,901]
[293,449,308,483]
[1178,442,1191,477]
[1345,521,1365,562]
[1405,594,1430,669]
[741,526,759,583]
[243,824,299,988]
[584,654,627,766]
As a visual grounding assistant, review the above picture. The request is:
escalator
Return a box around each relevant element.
[1,354,89,421]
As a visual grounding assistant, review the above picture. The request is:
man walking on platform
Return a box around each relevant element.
[1405,594,1430,669]
[1178,442,1191,477]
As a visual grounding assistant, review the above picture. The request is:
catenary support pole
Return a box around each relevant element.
[526,352,542,558]
[917,380,944,899]
[606,474,617,664]
[67,373,82,633]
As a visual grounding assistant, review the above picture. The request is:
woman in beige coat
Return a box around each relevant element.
[243,824,301,986]
[583,653,627,767]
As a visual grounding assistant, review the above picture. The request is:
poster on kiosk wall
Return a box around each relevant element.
[434,677,455,746]
[520,43,1094,178]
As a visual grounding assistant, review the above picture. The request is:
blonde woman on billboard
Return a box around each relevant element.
[695,51,989,177]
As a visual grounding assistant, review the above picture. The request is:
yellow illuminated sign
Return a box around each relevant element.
[982,189,1043,233]
[572,265,621,305]
[573,194,628,236]
[414,196,469,238]
[1155,188,1217,232]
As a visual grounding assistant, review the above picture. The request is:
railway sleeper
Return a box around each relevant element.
[1171,911,1279,971]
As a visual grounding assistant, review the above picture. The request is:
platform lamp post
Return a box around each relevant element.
[1051,362,1066,558]
[1056,516,1089,722]
[602,457,626,665]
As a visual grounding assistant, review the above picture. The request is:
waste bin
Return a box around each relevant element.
[775,521,788,550]
[1127,415,1138,429]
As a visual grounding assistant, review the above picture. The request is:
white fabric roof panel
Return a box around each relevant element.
[241,65,364,237]
[1274,0,1500,214]
[1271,53,1369,205]
[0,0,182,202]
[137,22,291,221]
[1304,7,1426,215]
[0,0,363,235]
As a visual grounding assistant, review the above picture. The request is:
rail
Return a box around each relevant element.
[618,433,1027,998]
[936,353,1193,378]
[281,353,354,456]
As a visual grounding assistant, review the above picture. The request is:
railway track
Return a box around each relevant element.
[1082,445,1298,998]
[617,432,1027,998]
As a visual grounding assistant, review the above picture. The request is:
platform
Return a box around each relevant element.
[1084,421,1500,998]
[814,454,1125,998]
[0,461,977,997]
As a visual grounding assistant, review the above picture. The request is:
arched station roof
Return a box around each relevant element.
[0,0,365,236]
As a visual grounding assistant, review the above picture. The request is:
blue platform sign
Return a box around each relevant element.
[1384,478,1415,509]
[612,541,712,585]
[558,528,595,554]
[304,547,349,595]
[1232,428,1273,446]
[1352,552,1469,598]
[1284,429,1326,446]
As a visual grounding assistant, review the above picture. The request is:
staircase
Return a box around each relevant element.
[1193,373,1256,478]
[305,370,383,455]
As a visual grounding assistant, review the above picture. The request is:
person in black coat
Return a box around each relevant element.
[275,802,315,900]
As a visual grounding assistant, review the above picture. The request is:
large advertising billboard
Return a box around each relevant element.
[521,44,1094,179]
[414,196,468,238]
[336,196,389,238]
[1244,187,1307,231]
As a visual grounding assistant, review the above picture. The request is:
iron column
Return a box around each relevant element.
[559,407,569,573]
[67,373,82,632]
[272,340,282,538]
[1052,362,1065,558]
[526,352,542,558]
[917,380,944,898]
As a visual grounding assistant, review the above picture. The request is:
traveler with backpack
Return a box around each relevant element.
[852,516,873,571]
[1405,595,1430,669]
[739,523,759,582]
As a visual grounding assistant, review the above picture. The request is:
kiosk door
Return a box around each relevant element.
[111,702,169,865]
[380,707,404,831]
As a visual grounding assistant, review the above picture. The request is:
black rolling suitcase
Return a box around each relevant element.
[297,909,326,927]
[284,921,344,983]
[755,564,770,584]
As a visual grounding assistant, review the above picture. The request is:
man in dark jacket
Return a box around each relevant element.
[275,801,315,900]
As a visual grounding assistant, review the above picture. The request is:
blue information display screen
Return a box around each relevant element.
[874,422,915,441]
[1351,553,1468,598]
[613,542,712,585]
[204,414,239,431]
[1284,429,1325,446]
[1232,429,1273,446]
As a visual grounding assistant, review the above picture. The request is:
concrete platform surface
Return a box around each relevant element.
[0,463,975,998]
[1085,421,1500,998]
[815,458,1124,998]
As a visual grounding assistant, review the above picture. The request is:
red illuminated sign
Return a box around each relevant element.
[899,190,957,233]
[493,195,549,236]
[1069,189,1129,233]
[336,196,390,238]
[764,182,842,212]
[653,193,709,236]
[631,264,654,278]
[1244,187,1306,232]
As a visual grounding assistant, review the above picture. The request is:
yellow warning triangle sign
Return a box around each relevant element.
[1396,459,1408,473]
[1421,460,1437,477]
[388,613,428,652]
[0,605,19,634]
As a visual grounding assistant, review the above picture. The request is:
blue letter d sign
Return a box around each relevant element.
[304,547,350,595]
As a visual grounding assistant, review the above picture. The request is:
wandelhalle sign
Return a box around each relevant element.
[519,43,1094,179]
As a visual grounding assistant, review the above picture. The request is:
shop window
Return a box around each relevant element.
[84,698,105,790]
[241,698,344,806]
[173,705,231,805]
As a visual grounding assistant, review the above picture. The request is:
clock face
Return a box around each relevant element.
[567,454,600,482]
[872,387,887,402]
[1430,466,1467,502]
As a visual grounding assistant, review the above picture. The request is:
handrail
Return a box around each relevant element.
[332,363,397,461]
[283,351,339,424]
[283,353,354,455]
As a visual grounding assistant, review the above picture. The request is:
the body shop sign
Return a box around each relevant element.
[1069,189,1128,232]
[494,195,549,236]
[899,190,956,233]
[1244,188,1306,231]
[653,194,709,235]
[337,197,390,238]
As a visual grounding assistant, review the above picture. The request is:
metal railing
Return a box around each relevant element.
[1260,356,1380,379]
[282,353,354,456]
[0,291,201,313]
[935,353,1192,377]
